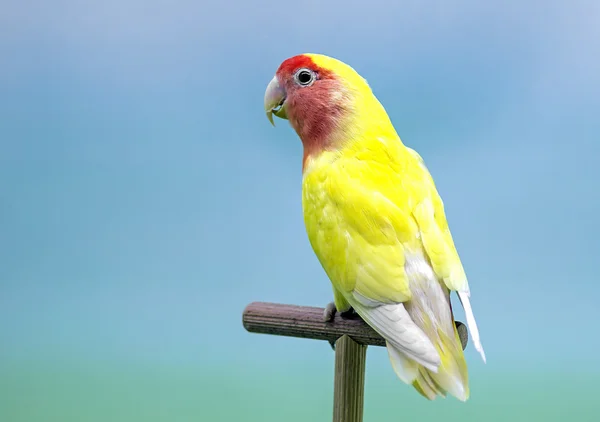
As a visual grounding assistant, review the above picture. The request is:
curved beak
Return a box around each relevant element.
[264,76,287,126]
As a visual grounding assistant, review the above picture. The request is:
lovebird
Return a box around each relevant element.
[264,53,486,401]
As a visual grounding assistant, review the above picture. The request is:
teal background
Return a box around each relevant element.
[1,1,599,421]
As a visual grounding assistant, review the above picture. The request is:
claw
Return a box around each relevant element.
[324,302,360,351]
[323,302,337,322]
[324,302,338,350]
[340,308,358,319]
[323,301,358,322]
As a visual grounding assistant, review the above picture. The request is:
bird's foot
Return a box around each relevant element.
[323,301,337,322]
[323,302,358,322]
[340,307,359,319]
[323,302,359,351]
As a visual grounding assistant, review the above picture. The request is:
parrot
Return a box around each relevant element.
[263,53,486,401]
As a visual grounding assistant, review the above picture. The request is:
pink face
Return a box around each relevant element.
[265,55,348,158]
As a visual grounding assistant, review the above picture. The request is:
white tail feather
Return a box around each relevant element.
[350,297,441,371]
[458,290,486,363]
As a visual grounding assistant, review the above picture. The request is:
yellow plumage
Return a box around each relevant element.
[265,53,486,401]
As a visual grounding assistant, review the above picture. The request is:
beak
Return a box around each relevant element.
[264,76,287,126]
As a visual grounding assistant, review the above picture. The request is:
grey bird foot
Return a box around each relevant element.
[323,302,359,351]
[322,302,358,322]
[340,308,359,319]
[323,302,337,322]
[323,302,337,350]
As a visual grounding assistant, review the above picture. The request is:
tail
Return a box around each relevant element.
[402,252,470,401]
[349,252,471,401]
[391,297,469,401]
[349,288,469,401]
[408,323,469,401]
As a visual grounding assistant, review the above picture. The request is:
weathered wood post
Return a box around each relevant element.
[242,302,468,422]
[333,335,366,421]
[242,302,384,422]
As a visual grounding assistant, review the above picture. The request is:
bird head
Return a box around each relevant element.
[264,54,395,170]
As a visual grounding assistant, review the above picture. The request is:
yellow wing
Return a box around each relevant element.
[407,147,486,362]
[405,147,468,292]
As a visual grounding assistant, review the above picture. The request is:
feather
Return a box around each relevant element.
[414,367,446,400]
[386,342,418,383]
[350,297,440,371]
[458,290,487,363]
[403,252,470,401]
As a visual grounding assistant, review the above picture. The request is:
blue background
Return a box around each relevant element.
[1,1,599,420]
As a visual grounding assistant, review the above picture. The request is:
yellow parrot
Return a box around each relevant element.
[264,53,486,401]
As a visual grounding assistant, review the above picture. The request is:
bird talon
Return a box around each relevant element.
[323,302,337,322]
[340,307,358,319]
[324,302,358,322]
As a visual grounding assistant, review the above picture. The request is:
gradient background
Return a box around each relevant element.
[1,1,599,421]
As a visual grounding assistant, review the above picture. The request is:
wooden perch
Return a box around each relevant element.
[242,301,385,347]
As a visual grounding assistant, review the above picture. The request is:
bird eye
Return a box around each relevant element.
[294,68,315,86]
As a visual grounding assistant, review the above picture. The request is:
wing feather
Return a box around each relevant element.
[409,148,487,362]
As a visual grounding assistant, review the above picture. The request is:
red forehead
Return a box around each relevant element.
[276,54,336,80]
[277,55,316,77]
